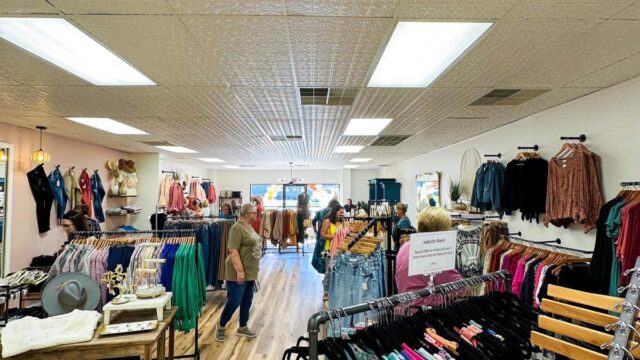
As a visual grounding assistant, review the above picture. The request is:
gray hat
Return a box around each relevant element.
[42,273,100,316]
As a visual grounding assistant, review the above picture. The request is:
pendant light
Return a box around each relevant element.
[30,125,51,163]
[279,162,303,184]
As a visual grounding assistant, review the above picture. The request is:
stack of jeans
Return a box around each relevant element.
[329,247,385,329]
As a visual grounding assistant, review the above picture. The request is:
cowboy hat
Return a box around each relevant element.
[118,159,137,173]
[106,160,119,173]
[42,273,100,316]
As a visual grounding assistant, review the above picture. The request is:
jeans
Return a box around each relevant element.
[330,253,381,328]
[90,171,106,223]
[47,168,67,224]
[323,258,330,293]
[311,235,326,274]
[220,281,255,328]
[27,165,54,233]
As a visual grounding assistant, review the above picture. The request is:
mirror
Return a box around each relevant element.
[416,172,440,211]
[0,147,7,276]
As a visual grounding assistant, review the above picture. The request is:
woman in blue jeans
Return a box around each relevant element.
[216,203,262,342]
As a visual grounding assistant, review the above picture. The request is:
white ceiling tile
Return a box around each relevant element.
[0,0,59,14]
[49,0,174,14]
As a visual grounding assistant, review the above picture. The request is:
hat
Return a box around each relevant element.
[42,273,100,316]
[118,159,136,173]
[106,160,119,173]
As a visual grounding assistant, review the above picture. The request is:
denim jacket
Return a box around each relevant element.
[471,162,505,216]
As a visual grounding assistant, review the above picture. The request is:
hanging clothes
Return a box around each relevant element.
[78,169,93,218]
[167,182,185,214]
[479,220,509,259]
[90,171,106,223]
[543,142,603,232]
[456,226,482,278]
[158,174,173,208]
[27,164,54,233]
[500,155,548,223]
[63,168,82,210]
[47,167,67,224]
[471,161,506,216]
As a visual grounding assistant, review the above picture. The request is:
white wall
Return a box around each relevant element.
[129,153,160,230]
[350,169,379,204]
[381,76,640,252]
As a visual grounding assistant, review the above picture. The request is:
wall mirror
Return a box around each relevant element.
[0,147,7,276]
[416,171,440,211]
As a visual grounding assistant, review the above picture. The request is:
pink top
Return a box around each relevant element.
[395,242,463,295]
[511,257,528,296]
[329,229,350,268]
[401,343,425,360]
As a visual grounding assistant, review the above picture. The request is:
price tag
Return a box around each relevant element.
[408,230,457,276]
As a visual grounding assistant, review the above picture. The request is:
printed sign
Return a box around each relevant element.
[408,230,457,276]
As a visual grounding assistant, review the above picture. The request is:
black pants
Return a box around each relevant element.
[27,164,54,233]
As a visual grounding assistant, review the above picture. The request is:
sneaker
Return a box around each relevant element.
[236,326,257,338]
[215,325,225,342]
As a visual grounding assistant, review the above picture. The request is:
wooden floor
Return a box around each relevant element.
[174,247,323,359]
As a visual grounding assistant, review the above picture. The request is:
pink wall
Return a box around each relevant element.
[0,123,130,272]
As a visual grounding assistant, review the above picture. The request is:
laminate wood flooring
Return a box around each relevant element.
[174,250,323,360]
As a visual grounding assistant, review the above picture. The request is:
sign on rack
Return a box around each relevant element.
[408,230,457,276]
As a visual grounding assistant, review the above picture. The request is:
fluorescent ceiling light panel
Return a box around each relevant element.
[334,146,364,153]
[224,165,240,169]
[344,165,360,169]
[368,22,492,88]
[350,158,372,163]
[344,118,392,136]
[66,117,147,135]
[155,146,197,153]
[0,18,155,86]
[197,158,225,163]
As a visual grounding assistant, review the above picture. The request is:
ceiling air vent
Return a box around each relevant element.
[270,135,303,142]
[469,88,551,106]
[370,135,411,146]
[300,87,358,106]
[141,141,174,146]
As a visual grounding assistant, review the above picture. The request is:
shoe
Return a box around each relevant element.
[236,326,257,338]
[215,325,225,342]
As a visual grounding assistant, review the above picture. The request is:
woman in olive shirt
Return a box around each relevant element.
[216,203,262,342]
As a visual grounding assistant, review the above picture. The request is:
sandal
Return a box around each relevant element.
[323,292,329,301]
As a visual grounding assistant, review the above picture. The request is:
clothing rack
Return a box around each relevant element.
[604,257,640,359]
[306,270,512,360]
[162,170,175,175]
[560,134,587,142]
[346,219,378,249]
[620,181,640,187]
[517,145,539,151]
[507,235,594,255]
[71,228,201,359]
[168,214,237,221]
[484,153,502,158]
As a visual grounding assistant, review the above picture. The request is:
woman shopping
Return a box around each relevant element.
[216,203,262,342]
[319,204,344,301]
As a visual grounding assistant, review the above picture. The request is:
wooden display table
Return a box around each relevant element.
[1,308,177,360]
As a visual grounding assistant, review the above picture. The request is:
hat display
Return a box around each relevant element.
[106,160,119,173]
[42,273,100,316]
[118,159,137,173]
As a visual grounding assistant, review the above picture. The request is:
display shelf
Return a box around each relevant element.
[108,195,138,198]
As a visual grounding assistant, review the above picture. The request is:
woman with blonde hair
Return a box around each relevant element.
[395,207,462,293]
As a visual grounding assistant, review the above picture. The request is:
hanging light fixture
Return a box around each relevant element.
[30,126,51,163]
[0,148,6,162]
[279,162,303,184]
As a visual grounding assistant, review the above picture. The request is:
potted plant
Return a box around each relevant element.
[449,179,467,210]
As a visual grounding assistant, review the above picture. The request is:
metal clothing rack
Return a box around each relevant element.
[560,134,587,142]
[71,228,202,359]
[306,270,512,360]
[518,145,539,151]
[621,181,640,187]
[507,235,594,255]
[605,257,640,359]
[484,153,502,158]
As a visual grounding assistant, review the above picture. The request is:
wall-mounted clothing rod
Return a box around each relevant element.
[508,235,593,254]
[508,231,522,237]
[560,134,587,142]
[161,170,175,174]
[72,229,196,236]
[517,145,539,151]
[621,181,640,186]
[202,178,211,182]
[484,153,501,158]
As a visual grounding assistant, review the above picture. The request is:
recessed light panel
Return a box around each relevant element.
[344,165,360,169]
[66,117,148,135]
[0,18,155,86]
[344,118,392,136]
[155,146,197,153]
[224,165,240,169]
[334,146,364,153]
[368,22,492,88]
[350,158,372,163]
[197,158,225,163]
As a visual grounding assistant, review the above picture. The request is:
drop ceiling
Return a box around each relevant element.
[1,0,639,169]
